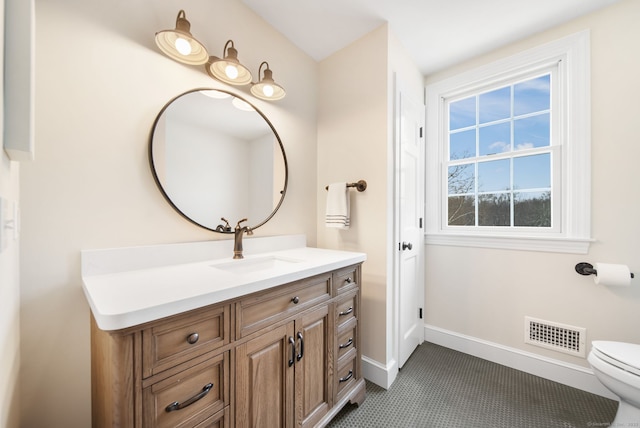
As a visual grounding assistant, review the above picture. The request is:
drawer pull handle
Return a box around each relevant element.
[339,370,353,383]
[288,336,296,367]
[339,338,353,349]
[339,306,353,316]
[291,296,300,304]
[165,382,213,412]
[186,333,199,345]
[297,332,304,361]
[345,277,353,284]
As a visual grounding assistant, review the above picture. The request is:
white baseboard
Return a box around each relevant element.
[361,355,398,390]
[424,324,617,400]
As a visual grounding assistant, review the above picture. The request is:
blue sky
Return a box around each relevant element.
[448,74,552,196]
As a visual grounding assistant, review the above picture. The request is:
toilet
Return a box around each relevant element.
[588,341,640,425]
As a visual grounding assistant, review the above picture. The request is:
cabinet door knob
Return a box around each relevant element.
[186,333,199,344]
[291,296,300,304]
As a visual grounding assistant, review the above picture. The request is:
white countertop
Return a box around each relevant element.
[81,236,366,331]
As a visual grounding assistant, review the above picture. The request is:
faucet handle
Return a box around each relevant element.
[220,217,231,231]
[235,218,248,229]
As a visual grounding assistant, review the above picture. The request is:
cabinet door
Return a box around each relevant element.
[236,323,295,428]
[295,305,331,428]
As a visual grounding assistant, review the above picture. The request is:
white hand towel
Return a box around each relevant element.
[325,183,350,229]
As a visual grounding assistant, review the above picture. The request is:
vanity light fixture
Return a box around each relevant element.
[154,10,209,65]
[207,40,253,86]
[155,11,286,100]
[250,62,286,101]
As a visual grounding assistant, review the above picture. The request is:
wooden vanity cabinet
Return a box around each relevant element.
[332,265,365,409]
[235,272,333,428]
[91,263,364,428]
[236,304,331,428]
[90,304,232,428]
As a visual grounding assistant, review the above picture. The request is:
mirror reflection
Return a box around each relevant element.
[150,89,288,232]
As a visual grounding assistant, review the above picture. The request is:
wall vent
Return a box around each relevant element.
[524,316,586,357]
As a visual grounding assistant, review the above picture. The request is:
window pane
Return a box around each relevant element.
[514,191,551,227]
[513,154,550,190]
[442,67,560,233]
[514,75,550,116]
[450,97,476,130]
[514,113,550,150]
[478,193,510,226]
[478,159,510,192]
[448,164,475,195]
[448,196,475,226]
[449,129,476,160]
[479,87,510,123]
[479,122,510,156]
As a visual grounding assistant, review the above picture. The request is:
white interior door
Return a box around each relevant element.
[397,89,425,369]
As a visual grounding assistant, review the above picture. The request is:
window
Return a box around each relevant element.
[447,72,556,229]
[425,31,591,253]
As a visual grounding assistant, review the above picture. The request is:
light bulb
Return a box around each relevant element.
[225,64,239,80]
[262,84,274,97]
[174,37,192,56]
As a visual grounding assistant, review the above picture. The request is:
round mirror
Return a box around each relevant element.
[149,88,288,233]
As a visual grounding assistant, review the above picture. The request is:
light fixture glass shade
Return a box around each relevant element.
[251,62,286,100]
[155,10,209,65]
[207,40,253,86]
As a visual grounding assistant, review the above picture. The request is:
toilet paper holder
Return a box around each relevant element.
[575,262,635,278]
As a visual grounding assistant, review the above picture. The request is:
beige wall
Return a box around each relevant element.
[424,0,640,367]
[317,26,390,363]
[21,0,317,426]
[317,25,424,370]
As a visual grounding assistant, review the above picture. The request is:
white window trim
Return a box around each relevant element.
[425,31,592,254]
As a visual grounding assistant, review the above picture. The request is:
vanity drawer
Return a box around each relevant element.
[143,351,229,428]
[193,406,229,428]
[335,350,358,401]
[142,304,231,378]
[236,273,331,338]
[333,265,359,294]
[336,318,357,362]
[335,290,358,329]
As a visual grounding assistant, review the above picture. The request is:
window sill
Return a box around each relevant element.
[425,233,593,254]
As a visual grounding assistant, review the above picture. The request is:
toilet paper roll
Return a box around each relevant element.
[593,263,631,287]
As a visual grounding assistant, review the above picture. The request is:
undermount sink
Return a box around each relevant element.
[212,255,303,274]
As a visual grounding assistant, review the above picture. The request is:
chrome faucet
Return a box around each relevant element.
[233,218,253,259]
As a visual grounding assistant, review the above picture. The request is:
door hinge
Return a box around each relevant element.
[419,308,423,319]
